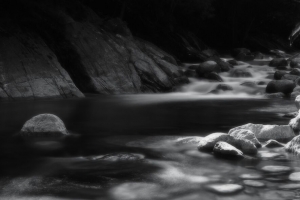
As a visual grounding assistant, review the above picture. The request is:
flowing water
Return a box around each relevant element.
[1,60,300,200]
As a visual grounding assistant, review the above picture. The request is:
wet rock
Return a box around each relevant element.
[243,180,265,188]
[175,137,202,146]
[290,58,300,68]
[283,111,298,118]
[290,68,300,76]
[88,153,144,161]
[263,140,285,148]
[288,172,300,181]
[261,166,292,174]
[264,92,285,99]
[204,72,223,82]
[229,123,295,142]
[198,133,229,151]
[213,141,244,159]
[266,80,295,95]
[198,132,257,154]
[196,61,220,77]
[241,82,257,88]
[282,74,300,81]
[295,95,300,109]
[269,58,288,68]
[291,92,300,100]
[20,114,68,137]
[257,81,266,85]
[229,129,261,147]
[239,174,263,180]
[289,113,300,134]
[278,183,300,189]
[227,60,238,66]
[274,71,287,80]
[205,183,244,194]
[215,84,233,91]
[285,135,300,155]
[207,57,232,72]
[230,68,252,78]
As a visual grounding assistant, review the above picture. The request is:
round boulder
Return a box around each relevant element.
[20,114,68,137]
[269,58,288,68]
[274,71,287,80]
[196,61,220,77]
[204,72,223,82]
[266,80,295,95]
[290,68,300,76]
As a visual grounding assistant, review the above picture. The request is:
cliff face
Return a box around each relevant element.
[0,1,187,99]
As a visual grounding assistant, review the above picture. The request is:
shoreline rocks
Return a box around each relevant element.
[285,135,300,155]
[213,141,244,159]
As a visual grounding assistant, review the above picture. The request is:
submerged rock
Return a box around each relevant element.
[285,135,300,155]
[241,82,257,88]
[261,165,292,174]
[266,80,295,95]
[216,84,233,91]
[264,92,285,99]
[20,114,68,137]
[88,153,145,162]
[205,183,244,194]
[263,140,285,148]
[269,58,288,68]
[213,141,244,159]
[229,129,261,147]
[243,180,265,188]
[229,123,295,142]
[283,111,298,118]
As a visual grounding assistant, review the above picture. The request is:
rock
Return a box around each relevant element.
[0,26,84,99]
[261,166,292,174]
[87,153,144,161]
[290,58,300,68]
[205,184,244,194]
[288,172,300,181]
[291,92,300,100]
[283,111,298,118]
[266,80,295,95]
[215,84,233,91]
[289,113,300,134]
[290,68,300,76]
[274,71,287,80]
[278,183,300,189]
[285,135,300,155]
[265,92,285,99]
[227,60,238,66]
[276,65,288,70]
[241,82,257,88]
[198,132,257,154]
[239,174,263,180]
[263,140,285,148]
[257,81,266,85]
[243,180,265,188]
[230,68,252,78]
[282,74,300,81]
[196,61,220,77]
[184,69,198,78]
[296,95,300,109]
[20,114,68,137]
[204,72,223,82]
[229,123,295,142]
[198,133,229,151]
[269,58,288,68]
[229,129,261,147]
[213,141,244,159]
[207,57,232,72]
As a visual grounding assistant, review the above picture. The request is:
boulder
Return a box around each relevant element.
[207,57,232,72]
[229,129,261,147]
[229,123,295,142]
[285,135,300,155]
[227,60,238,66]
[269,58,288,68]
[230,68,252,78]
[196,61,220,77]
[295,95,300,110]
[274,71,287,80]
[198,133,229,151]
[289,113,300,134]
[204,72,223,82]
[20,114,68,137]
[290,58,300,68]
[266,80,295,95]
[213,142,244,159]
[282,74,300,82]
[290,69,300,76]
[263,140,285,148]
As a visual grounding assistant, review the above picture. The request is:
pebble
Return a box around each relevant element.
[239,174,263,180]
[289,172,300,181]
[261,166,292,174]
[243,180,265,188]
[205,183,244,194]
